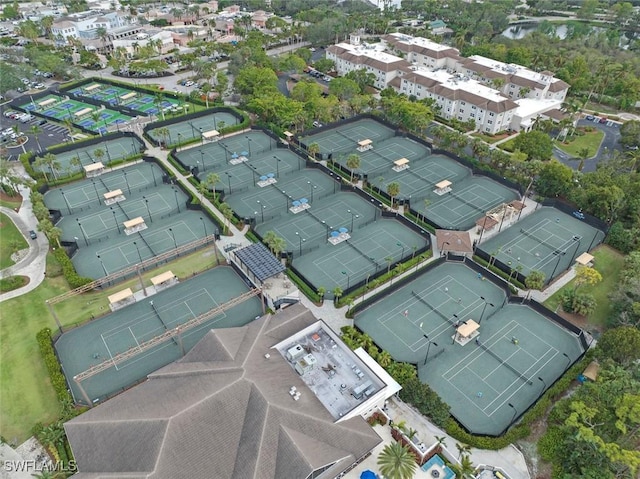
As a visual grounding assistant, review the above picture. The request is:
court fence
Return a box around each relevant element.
[145,106,247,148]
[541,198,609,233]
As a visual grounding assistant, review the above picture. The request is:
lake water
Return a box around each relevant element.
[501,22,637,48]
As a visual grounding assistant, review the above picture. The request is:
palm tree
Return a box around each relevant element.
[63,118,75,142]
[307,142,320,160]
[451,454,476,479]
[387,181,400,209]
[197,181,209,202]
[29,124,43,152]
[377,350,392,368]
[333,286,343,305]
[345,153,361,183]
[93,148,105,166]
[33,156,49,182]
[205,173,220,203]
[42,153,61,181]
[70,155,82,176]
[435,435,448,450]
[156,127,170,148]
[201,83,212,108]
[377,442,417,479]
[317,286,326,304]
[154,93,166,120]
[385,256,393,274]
[456,442,471,460]
[270,235,287,258]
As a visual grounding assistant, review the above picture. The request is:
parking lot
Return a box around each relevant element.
[0,105,69,160]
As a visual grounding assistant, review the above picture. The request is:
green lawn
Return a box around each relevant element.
[0,194,22,210]
[555,129,605,158]
[471,132,514,144]
[0,212,28,269]
[543,245,624,330]
[0,245,221,443]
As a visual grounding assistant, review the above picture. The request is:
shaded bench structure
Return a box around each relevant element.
[103,189,125,206]
[108,288,134,311]
[123,216,147,235]
[150,270,178,293]
[84,162,104,178]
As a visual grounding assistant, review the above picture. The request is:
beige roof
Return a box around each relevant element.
[509,200,526,211]
[542,109,567,121]
[575,252,594,265]
[150,271,175,285]
[436,229,473,254]
[65,304,382,479]
[476,216,498,230]
[394,158,409,166]
[435,180,451,189]
[108,288,133,304]
[123,216,144,229]
[582,361,599,381]
[83,162,104,172]
[457,319,479,338]
[103,189,123,200]
[548,79,570,92]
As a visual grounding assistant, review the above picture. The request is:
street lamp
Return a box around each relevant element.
[396,242,405,260]
[150,163,157,187]
[200,149,205,172]
[347,209,359,232]
[123,169,131,194]
[96,253,108,276]
[478,296,495,324]
[569,236,582,264]
[508,403,518,424]
[419,323,438,366]
[133,241,143,264]
[341,270,350,289]
[550,250,566,281]
[168,227,178,250]
[245,136,252,156]
[250,164,257,186]
[257,201,265,222]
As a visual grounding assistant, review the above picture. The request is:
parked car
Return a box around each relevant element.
[36,118,47,125]
[19,113,33,123]
[3,110,16,117]
[28,230,37,239]
[585,115,594,121]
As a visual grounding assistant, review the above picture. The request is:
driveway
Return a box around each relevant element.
[553,118,622,172]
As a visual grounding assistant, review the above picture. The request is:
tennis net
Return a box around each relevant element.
[411,290,454,325]
[477,342,532,385]
[115,200,130,220]
[450,192,485,213]
[519,229,563,251]
[345,240,380,268]
[137,232,155,256]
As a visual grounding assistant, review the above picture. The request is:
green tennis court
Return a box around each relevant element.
[355,261,584,435]
[54,266,263,404]
[21,95,133,134]
[478,206,606,283]
[67,82,181,115]
[34,135,145,179]
[147,111,241,145]
[44,162,161,214]
[300,118,397,156]
[224,168,336,220]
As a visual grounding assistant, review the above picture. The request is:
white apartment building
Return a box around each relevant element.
[111,29,174,57]
[392,69,518,134]
[326,36,408,90]
[327,32,570,133]
[51,11,133,43]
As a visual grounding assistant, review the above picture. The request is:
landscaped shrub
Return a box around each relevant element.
[399,377,450,428]
[36,328,73,404]
[53,248,92,288]
[286,269,320,303]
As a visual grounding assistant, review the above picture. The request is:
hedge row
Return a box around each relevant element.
[54,247,93,288]
[286,268,321,303]
[404,211,436,234]
[36,328,73,404]
[363,185,391,208]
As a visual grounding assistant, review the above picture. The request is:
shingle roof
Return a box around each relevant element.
[234,242,285,281]
[65,304,382,479]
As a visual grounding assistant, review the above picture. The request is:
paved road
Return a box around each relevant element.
[0,181,49,302]
[554,118,621,172]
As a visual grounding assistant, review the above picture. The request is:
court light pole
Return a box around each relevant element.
[91,179,100,205]
[225,172,232,194]
[508,403,518,424]
[200,149,205,172]
[569,237,582,264]
[452,314,459,345]
[257,200,265,222]
[150,163,157,187]
[60,190,71,214]
[550,251,566,282]
[123,169,131,194]
[274,155,280,178]
[168,227,178,250]
[96,253,108,276]
[347,209,359,232]
[341,270,350,289]
[308,181,316,202]
[111,207,120,234]
[478,296,495,324]
[295,232,305,256]
[419,323,438,366]
[396,242,405,260]
[250,164,257,186]
[133,241,143,264]
[172,187,180,213]
[476,215,490,251]
[537,376,547,394]
[76,219,88,246]
[199,216,207,239]
[245,136,252,156]
[143,196,152,223]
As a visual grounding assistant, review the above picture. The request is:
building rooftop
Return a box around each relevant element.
[332,42,405,65]
[387,32,454,52]
[275,321,386,421]
[411,68,510,104]
[65,304,383,479]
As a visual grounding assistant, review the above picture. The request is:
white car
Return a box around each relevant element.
[2,128,14,135]
[184,81,194,87]
[19,114,33,122]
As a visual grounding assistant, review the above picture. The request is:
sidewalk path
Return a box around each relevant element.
[0,185,48,302]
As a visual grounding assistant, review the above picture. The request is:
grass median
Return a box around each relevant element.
[0,212,28,269]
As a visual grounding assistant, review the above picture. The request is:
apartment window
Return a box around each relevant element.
[447,108,450,112]
[459,108,464,113]
[461,101,466,105]
[489,112,494,117]
[485,127,491,132]
[471,106,476,110]
[470,113,475,118]
[488,120,493,124]
[458,116,463,120]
